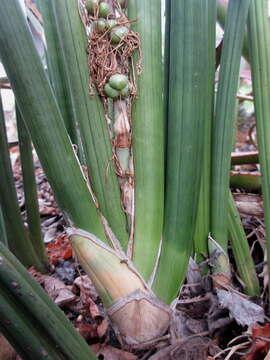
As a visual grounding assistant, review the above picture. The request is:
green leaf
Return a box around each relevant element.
[50,0,128,248]
[211,0,251,250]
[247,0,270,300]
[194,1,216,265]
[0,95,43,270]
[0,0,106,241]
[153,0,216,303]
[228,192,260,296]
[217,0,250,62]
[16,106,49,267]
[37,0,82,154]
[128,0,164,280]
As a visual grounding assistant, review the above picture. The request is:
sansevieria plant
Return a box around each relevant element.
[0,0,267,358]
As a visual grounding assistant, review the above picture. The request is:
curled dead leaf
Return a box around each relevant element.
[47,235,73,265]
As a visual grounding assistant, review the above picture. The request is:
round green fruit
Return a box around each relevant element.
[99,2,110,18]
[120,83,130,98]
[97,19,107,32]
[107,19,117,30]
[110,26,129,44]
[104,84,119,99]
[85,0,99,15]
[109,74,129,90]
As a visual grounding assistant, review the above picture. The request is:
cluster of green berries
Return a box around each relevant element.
[104,74,130,99]
[85,0,129,44]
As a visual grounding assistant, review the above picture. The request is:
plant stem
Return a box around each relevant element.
[230,171,261,191]
[231,151,259,165]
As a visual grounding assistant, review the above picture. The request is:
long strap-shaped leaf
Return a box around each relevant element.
[0,0,106,241]
[247,0,270,300]
[228,192,260,296]
[153,0,214,304]
[37,0,82,155]
[217,0,249,62]
[0,95,43,270]
[128,0,164,280]
[0,206,8,246]
[211,0,251,251]
[194,1,216,265]
[16,106,49,267]
[50,0,128,248]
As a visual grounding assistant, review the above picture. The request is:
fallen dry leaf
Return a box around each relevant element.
[96,345,137,360]
[43,277,76,306]
[72,275,99,303]
[47,235,73,265]
[217,289,264,327]
[0,335,16,360]
[97,318,109,338]
[88,297,102,320]
[29,269,76,306]
[243,323,270,360]
[76,324,98,341]
[171,310,207,340]
[149,336,209,360]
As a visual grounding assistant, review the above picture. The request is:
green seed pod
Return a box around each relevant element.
[107,19,117,30]
[120,83,130,98]
[99,2,110,18]
[104,83,119,99]
[109,74,129,90]
[110,26,129,44]
[85,0,99,15]
[97,19,107,32]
